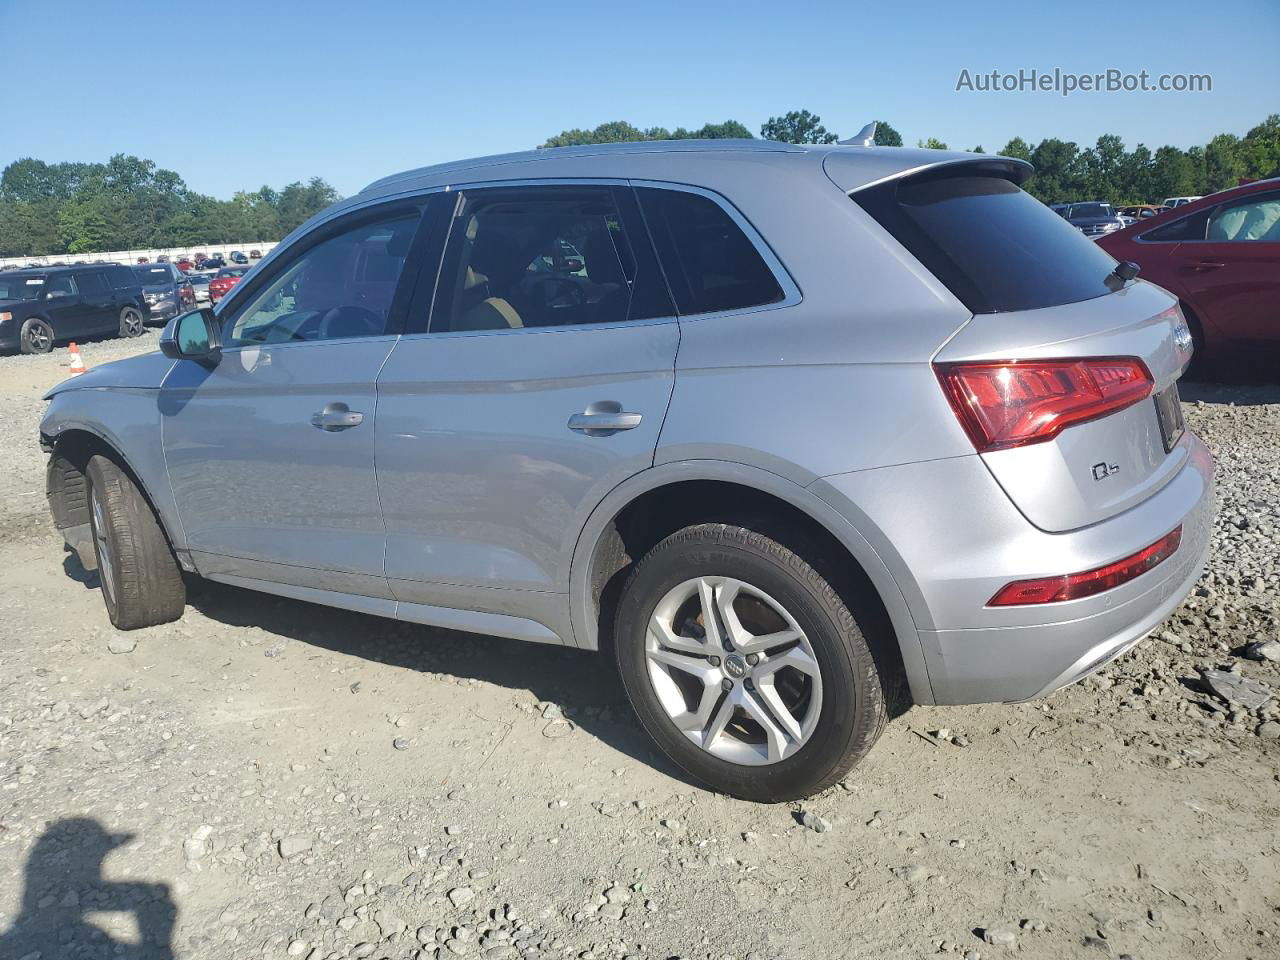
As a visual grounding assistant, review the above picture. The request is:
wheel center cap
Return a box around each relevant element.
[724,654,747,679]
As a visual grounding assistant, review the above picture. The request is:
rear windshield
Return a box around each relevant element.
[854,173,1119,314]
[134,265,174,285]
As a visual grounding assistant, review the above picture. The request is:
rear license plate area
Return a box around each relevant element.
[1154,383,1185,452]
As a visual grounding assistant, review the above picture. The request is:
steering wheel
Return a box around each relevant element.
[317,304,383,340]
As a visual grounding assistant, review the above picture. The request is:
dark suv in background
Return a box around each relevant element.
[133,262,194,323]
[0,264,147,354]
[1052,201,1125,238]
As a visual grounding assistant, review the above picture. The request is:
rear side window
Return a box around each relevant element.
[1142,209,1209,242]
[854,174,1119,314]
[76,271,109,294]
[636,188,784,316]
[109,266,135,289]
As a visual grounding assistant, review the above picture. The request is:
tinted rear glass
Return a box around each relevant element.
[134,265,174,285]
[854,174,1119,314]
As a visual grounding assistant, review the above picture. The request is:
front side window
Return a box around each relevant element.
[224,209,420,347]
[1206,192,1280,242]
[431,186,670,333]
[637,188,784,316]
[47,275,77,298]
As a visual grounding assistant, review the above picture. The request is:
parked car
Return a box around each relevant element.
[200,256,226,270]
[186,272,213,304]
[175,258,195,273]
[230,250,249,264]
[249,249,263,259]
[1054,201,1125,238]
[133,263,195,323]
[38,141,1214,801]
[207,265,248,303]
[136,256,149,264]
[1,264,146,353]
[1119,204,1169,220]
[1099,178,1280,369]
[1163,196,1203,208]
[193,252,208,265]
[156,254,170,263]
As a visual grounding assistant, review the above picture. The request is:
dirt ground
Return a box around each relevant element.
[1,334,1277,960]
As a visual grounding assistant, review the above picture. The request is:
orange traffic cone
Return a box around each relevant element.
[68,342,87,376]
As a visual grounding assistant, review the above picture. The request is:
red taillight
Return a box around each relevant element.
[936,357,1154,452]
[988,525,1182,606]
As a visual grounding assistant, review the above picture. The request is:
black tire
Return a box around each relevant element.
[86,454,186,630]
[118,305,145,338]
[19,317,54,354]
[614,523,891,802]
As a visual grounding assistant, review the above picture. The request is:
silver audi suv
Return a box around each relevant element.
[40,139,1214,801]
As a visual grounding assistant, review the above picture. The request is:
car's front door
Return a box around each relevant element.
[375,184,679,620]
[1179,189,1280,347]
[160,201,430,597]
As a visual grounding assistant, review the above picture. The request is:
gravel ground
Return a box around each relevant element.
[1,337,1277,960]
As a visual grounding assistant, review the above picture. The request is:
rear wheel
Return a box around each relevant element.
[86,455,186,630]
[19,317,54,354]
[614,523,891,802]
[118,305,145,338]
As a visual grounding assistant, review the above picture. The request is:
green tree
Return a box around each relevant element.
[1203,134,1245,192]
[917,137,949,150]
[1148,146,1197,201]
[872,121,903,146]
[760,109,837,144]
[1026,138,1082,202]
[1000,137,1034,163]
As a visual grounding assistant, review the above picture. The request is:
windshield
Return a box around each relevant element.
[134,266,174,286]
[187,274,210,285]
[0,275,46,300]
[217,267,249,278]
[1066,203,1114,219]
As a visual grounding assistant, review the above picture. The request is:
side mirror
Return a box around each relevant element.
[160,308,222,365]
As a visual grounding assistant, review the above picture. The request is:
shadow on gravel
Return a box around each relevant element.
[1180,379,1280,406]
[0,817,175,959]
[181,577,700,789]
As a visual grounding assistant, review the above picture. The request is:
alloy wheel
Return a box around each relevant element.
[91,486,116,608]
[645,576,823,765]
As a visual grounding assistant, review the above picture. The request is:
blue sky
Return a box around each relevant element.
[2,0,1275,198]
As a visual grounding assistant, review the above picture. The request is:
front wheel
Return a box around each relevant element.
[119,305,145,338]
[86,455,186,630]
[19,317,54,354]
[614,523,892,802]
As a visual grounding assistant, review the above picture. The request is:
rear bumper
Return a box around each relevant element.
[813,432,1215,705]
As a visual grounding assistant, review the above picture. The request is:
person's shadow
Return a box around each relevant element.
[0,818,175,959]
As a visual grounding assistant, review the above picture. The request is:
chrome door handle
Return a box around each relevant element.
[1193,260,1225,271]
[568,401,642,436]
[310,402,364,431]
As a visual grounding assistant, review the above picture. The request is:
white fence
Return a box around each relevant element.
[0,242,281,270]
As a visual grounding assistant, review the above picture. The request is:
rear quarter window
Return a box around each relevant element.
[636,188,784,316]
[853,173,1119,314]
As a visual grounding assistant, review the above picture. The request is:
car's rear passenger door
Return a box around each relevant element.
[160,199,434,597]
[73,270,118,335]
[375,183,679,617]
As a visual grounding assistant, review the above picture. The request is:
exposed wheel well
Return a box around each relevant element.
[587,479,908,707]
[45,429,177,553]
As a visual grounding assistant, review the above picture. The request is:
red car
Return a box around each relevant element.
[208,266,249,304]
[1098,178,1280,370]
[175,258,194,273]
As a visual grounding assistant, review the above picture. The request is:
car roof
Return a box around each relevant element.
[357,139,1033,199]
